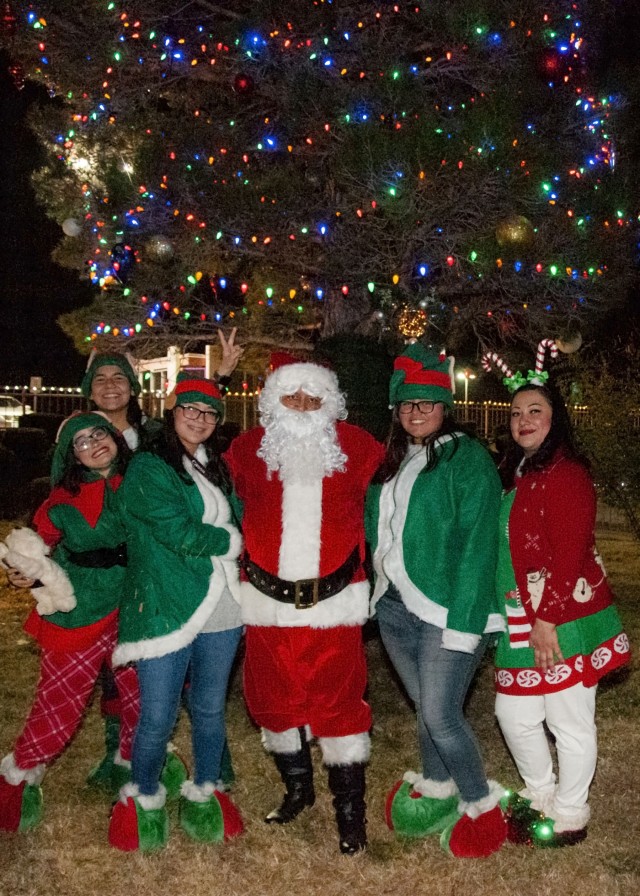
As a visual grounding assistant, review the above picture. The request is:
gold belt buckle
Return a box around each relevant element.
[294,578,320,609]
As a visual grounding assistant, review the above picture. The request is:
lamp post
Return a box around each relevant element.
[456,370,476,422]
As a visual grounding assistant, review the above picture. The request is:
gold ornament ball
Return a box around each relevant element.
[398,307,428,338]
[495,215,535,248]
[145,235,175,261]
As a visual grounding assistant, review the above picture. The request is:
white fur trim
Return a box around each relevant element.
[458,780,507,819]
[442,629,480,654]
[319,733,370,766]
[403,771,458,799]
[520,785,556,815]
[0,753,46,786]
[262,727,302,754]
[120,781,167,809]
[112,580,227,665]
[549,804,590,833]
[239,579,369,628]
[180,780,218,803]
[279,479,321,580]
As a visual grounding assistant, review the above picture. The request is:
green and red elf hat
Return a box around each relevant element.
[165,371,225,418]
[389,343,455,408]
[51,411,120,486]
[81,351,141,397]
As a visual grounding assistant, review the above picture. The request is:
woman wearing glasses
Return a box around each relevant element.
[365,344,507,859]
[108,373,244,852]
[0,412,138,834]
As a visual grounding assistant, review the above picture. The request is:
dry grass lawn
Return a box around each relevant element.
[1,522,638,896]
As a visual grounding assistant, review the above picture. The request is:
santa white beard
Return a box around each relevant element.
[257,405,348,581]
[257,405,347,484]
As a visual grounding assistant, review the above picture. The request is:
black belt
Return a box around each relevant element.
[243,547,361,609]
[67,543,128,569]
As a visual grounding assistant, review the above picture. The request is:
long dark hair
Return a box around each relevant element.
[145,408,232,494]
[374,404,474,484]
[58,431,132,496]
[499,381,588,488]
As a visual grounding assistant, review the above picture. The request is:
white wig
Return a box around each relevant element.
[258,362,348,426]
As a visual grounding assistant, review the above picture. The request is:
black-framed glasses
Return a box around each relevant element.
[397,400,437,415]
[178,404,221,424]
[73,427,111,452]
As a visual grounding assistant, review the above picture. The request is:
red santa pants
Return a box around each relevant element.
[13,619,139,770]
[243,624,371,737]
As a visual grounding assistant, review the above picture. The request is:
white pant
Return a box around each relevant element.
[495,683,597,822]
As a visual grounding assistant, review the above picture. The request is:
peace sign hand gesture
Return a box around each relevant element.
[216,327,244,377]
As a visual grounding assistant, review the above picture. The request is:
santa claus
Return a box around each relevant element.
[225,357,384,854]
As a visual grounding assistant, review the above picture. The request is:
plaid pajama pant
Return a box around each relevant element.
[13,617,139,771]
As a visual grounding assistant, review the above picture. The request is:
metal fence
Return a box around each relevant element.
[1,385,637,440]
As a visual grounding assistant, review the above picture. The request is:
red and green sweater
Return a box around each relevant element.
[495,452,630,695]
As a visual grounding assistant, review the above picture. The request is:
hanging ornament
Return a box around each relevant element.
[233,72,255,95]
[555,332,582,353]
[145,235,174,261]
[397,307,428,339]
[495,215,535,249]
[62,217,82,237]
[1,3,17,37]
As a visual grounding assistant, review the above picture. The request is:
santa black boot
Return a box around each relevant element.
[327,763,367,855]
[265,731,315,824]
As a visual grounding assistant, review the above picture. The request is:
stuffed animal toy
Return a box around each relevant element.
[0,528,76,615]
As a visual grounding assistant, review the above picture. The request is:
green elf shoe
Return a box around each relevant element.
[160,746,189,801]
[108,783,169,852]
[385,773,460,837]
[179,781,244,843]
[0,754,45,833]
[86,715,120,791]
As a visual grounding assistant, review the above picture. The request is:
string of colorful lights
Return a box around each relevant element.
[6,1,637,344]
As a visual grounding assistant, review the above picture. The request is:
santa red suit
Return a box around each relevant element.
[225,359,384,854]
[226,420,383,747]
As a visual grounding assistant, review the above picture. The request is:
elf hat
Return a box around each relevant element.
[81,351,141,398]
[51,411,120,485]
[165,372,224,417]
[389,343,455,408]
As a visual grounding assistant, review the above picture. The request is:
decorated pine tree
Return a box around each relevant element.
[2,0,635,358]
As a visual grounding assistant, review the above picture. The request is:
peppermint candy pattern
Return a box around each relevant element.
[544,663,572,686]
[497,670,515,688]
[591,646,612,671]
[516,669,542,688]
[614,633,630,654]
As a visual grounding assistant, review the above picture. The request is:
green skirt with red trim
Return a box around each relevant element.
[495,604,630,697]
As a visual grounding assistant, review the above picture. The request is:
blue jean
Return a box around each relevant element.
[376,590,490,803]
[133,627,242,795]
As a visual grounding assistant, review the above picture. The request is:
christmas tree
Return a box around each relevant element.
[3,0,635,359]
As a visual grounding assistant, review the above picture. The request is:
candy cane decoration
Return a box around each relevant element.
[481,352,513,379]
[534,339,558,374]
